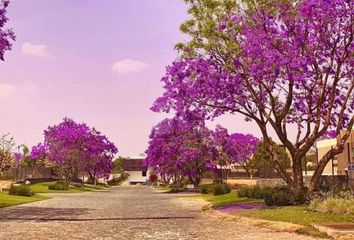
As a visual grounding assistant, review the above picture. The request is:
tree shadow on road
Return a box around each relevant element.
[0,206,196,222]
[0,206,90,221]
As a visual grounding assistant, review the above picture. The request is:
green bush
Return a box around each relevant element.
[238,185,308,206]
[237,185,268,199]
[200,185,209,194]
[237,186,250,198]
[263,187,308,206]
[199,184,213,194]
[264,188,293,206]
[8,184,34,197]
[48,181,68,190]
[213,183,231,196]
[309,194,354,215]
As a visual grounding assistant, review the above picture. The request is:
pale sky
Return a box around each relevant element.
[0,0,264,157]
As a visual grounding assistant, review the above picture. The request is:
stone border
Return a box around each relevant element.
[205,209,304,234]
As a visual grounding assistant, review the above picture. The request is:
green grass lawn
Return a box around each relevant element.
[188,190,354,238]
[237,206,354,226]
[237,206,354,238]
[188,191,262,207]
[0,191,48,208]
[29,182,109,193]
[0,182,108,209]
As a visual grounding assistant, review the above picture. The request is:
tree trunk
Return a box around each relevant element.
[291,157,304,192]
[308,132,349,192]
[267,142,294,187]
[308,150,335,192]
[64,176,71,189]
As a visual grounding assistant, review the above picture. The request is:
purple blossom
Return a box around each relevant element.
[36,118,118,184]
[216,202,263,213]
[30,143,47,161]
[0,0,15,60]
[144,117,212,186]
[13,152,23,163]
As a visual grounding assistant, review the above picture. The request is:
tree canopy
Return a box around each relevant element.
[153,0,353,191]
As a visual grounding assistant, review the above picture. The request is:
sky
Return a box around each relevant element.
[0,0,262,157]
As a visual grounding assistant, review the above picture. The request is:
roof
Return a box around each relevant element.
[122,158,146,171]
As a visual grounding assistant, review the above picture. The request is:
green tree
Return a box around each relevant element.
[248,140,290,178]
[112,156,125,174]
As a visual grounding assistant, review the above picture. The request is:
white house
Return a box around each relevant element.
[122,156,149,184]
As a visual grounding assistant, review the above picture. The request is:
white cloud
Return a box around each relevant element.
[0,83,17,98]
[21,42,50,58]
[0,81,37,99]
[112,59,147,75]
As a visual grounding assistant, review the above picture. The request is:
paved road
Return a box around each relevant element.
[0,186,317,240]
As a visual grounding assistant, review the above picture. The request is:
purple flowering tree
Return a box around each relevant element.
[0,0,15,60]
[153,0,353,192]
[84,128,117,184]
[29,143,53,177]
[30,143,47,163]
[39,118,117,187]
[145,118,212,187]
[209,127,259,182]
[229,133,259,177]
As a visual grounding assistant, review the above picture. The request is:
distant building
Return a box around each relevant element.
[316,130,354,176]
[122,157,148,184]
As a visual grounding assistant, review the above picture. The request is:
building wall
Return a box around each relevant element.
[317,144,338,175]
[316,130,354,176]
[127,170,149,183]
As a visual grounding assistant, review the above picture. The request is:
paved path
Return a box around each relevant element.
[0,186,318,240]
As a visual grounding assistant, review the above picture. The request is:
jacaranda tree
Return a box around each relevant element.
[84,128,117,184]
[229,133,259,177]
[29,143,54,175]
[210,126,259,182]
[145,118,213,187]
[153,0,353,192]
[0,0,15,60]
[37,118,117,187]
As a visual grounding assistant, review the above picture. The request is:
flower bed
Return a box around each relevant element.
[215,202,264,213]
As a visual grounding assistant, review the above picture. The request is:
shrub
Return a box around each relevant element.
[213,183,231,196]
[238,185,309,206]
[8,184,34,197]
[264,188,293,206]
[309,193,354,215]
[199,184,213,194]
[263,187,308,206]
[48,181,68,190]
[200,185,209,194]
[237,185,268,199]
[237,186,250,198]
